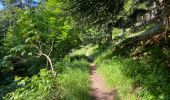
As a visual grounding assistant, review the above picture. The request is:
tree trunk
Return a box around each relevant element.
[106,31,112,43]
[105,21,113,43]
[115,21,164,49]
[41,54,56,78]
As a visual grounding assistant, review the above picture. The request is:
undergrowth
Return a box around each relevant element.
[2,52,92,100]
[57,59,92,100]
[90,44,170,100]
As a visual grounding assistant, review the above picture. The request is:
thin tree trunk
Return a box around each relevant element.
[107,31,112,42]
[41,54,56,77]
[105,21,113,43]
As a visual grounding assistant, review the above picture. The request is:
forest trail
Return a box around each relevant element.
[86,48,116,100]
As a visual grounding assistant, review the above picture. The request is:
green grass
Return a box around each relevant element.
[4,52,92,100]
[89,44,170,100]
[57,58,92,100]
[70,44,98,56]
[4,59,92,100]
[70,47,87,56]
[9,42,170,100]
[97,57,136,99]
[126,23,155,38]
[53,45,94,100]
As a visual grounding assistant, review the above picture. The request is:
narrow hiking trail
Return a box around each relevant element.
[86,48,116,100]
[90,65,115,100]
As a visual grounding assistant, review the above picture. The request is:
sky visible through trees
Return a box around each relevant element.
[0,0,40,10]
[0,2,4,9]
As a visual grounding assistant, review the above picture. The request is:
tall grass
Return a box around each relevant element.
[90,44,170,100]
[55,46,93,100]
[57,60,92,100]
[97,57,136,99]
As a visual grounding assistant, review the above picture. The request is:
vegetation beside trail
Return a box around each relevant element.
[0,1,92,99]
[1,0,170,100]
[87,39,170,99]
[3,57,91,100]
[57,59,92,100]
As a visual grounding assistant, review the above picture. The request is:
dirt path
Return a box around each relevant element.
[90,65,115,100]
[86,48,116,100]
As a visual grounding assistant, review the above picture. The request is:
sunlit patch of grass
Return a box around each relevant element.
[87,45,135,98]
[57,60,92,100]
[96,57,136,99]
[91,44,170,99]
[85,44,98,56]
[126,23,155,38]
[90,44,114,63]
[70,47,88,56]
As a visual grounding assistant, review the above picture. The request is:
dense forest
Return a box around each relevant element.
[0,0,170,100]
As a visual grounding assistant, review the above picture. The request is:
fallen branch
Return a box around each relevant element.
[114,21,164,49]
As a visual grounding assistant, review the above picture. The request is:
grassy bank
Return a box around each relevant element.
[89,44,170,100]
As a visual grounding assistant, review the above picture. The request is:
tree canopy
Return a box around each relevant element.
[0,0,170,99]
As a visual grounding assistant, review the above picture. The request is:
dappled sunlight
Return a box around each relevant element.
[1,0,170,99]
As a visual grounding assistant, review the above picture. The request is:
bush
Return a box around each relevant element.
[5,69,63,100]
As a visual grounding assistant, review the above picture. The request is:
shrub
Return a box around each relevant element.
[5,69,63,100]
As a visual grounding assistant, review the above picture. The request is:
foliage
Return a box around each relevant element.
[0,0,82,99]
[2,57,92,100]
[1,0,80,77]
[68,0,157,27]
[0,0,170,100]
[68,0,125,26]
[5,69,63,100]
[80,28,106,45]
